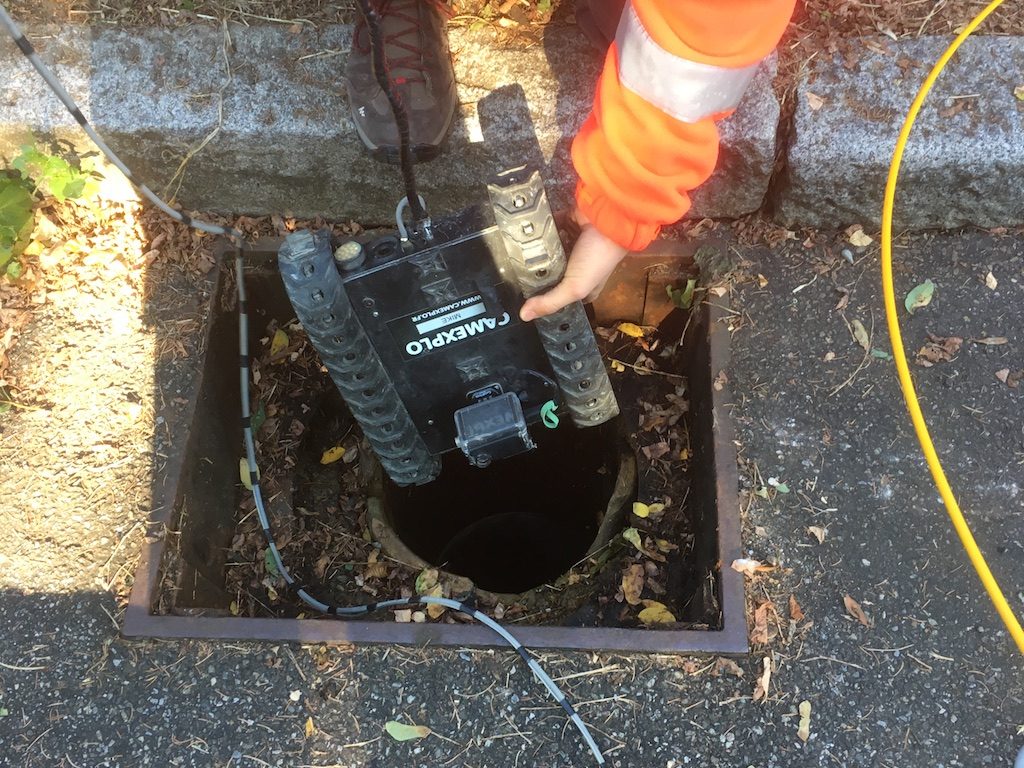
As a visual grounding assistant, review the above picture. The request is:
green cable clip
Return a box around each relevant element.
[540,400,559,429]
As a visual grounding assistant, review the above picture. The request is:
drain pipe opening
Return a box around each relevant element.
[379,418,635,595]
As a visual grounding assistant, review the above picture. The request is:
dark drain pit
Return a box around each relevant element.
[126,240,746,653]
[383,420,630,595]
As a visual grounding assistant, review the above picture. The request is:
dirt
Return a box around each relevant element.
[0,194,211,613]
[179,258,709,630]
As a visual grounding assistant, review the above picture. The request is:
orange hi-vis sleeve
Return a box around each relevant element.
[572,0,795,251]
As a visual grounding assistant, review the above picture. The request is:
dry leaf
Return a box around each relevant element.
[425,585,446,619]
[642,441,671,460]
[239,458,258,490]
[985,271,998,290]
[384,721,431,741]
[807,525,827,544]
[270,328,289,356]
[751,601,771,645]
[850,319,870,352]
[654,538,677,554]
[971,336,1008,346]
[995,368,1023,388]
[844,595,870,626]
[915,334,962,367]
[752,656,771,702]
[846,226,873,248]
[632,501,650,518]
[789,595,805,623]
[415,568,439,594]
[730,558,764,576]
[757,273,769,288]
[363,550,388,580]
[797,700,811,742]
[617,322,646,338]
[938,99,970,118]
[806,91,825,111]
[621,564,645,606]
[638,599,676,624]
[305,717,315,738]
[712,657,745,678]
[320,445,346,464]
[622,527,644,554]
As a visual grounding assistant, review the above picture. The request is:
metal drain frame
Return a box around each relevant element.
[124,240,747,654]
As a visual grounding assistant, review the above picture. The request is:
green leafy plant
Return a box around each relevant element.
[0,144,97,279]
[0,177,35,280]
[11,144,97,203]
[666,277,697,310]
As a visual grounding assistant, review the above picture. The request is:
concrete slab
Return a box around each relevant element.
[0,23,779,224]
[777,36,1024,229]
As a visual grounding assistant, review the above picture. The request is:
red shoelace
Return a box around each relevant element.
[354,0,452,85]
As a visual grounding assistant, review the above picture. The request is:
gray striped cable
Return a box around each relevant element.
[0,6,605,764]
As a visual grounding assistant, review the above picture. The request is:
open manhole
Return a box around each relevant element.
[126,241,746,653]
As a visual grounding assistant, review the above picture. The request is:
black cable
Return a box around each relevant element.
[354,0,428,226]
[0,7,605,763]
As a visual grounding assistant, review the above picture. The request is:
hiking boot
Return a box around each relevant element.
[346,0,457,164]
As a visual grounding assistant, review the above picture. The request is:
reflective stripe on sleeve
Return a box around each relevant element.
[615,3,761,123]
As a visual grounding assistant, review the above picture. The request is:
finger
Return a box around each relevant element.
[520,280,586,322]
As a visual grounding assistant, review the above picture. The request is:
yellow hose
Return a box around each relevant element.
[881,0,1024,654]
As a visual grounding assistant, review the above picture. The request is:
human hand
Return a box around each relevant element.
[518,210,629,322]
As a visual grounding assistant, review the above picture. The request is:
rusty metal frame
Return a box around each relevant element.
[124,247,747,654]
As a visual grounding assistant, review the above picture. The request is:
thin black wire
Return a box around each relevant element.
[354,0,428,225]
[0,6,605,764]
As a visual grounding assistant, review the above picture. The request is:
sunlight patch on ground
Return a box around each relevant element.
[0,179,161,596]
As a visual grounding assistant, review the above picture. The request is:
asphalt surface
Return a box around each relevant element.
[1,229,1022,767]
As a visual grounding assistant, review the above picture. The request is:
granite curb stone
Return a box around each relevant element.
[778,36,1024,229]
[0,23,779,224]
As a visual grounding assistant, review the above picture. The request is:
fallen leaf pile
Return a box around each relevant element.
[915,334,962,367]
[595,319,704,628]
[1,193,156,399]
